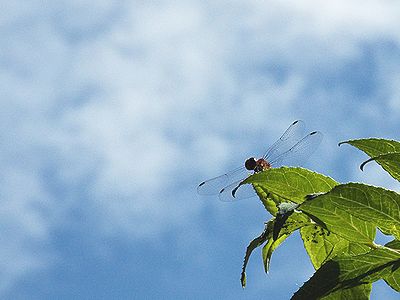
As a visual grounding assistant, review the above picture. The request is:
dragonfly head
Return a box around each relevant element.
[245,157,257,171]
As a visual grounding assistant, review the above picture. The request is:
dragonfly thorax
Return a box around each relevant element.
[245,157,271,173]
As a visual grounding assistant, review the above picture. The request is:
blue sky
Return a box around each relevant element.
[1,1,400,299]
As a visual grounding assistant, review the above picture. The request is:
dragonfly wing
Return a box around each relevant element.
[197,166,248,196]
[263,120,305,161]
[269,131,323,167]
[218,179,257,202]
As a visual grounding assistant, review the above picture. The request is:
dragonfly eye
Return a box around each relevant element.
[245,157,257,170]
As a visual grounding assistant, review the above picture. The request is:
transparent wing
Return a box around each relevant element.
[197,166,249,196]
[269,131,323,167]
[263,120,305,162]
[218,179,257,202]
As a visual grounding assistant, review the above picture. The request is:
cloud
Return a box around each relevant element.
[0,168,54,292]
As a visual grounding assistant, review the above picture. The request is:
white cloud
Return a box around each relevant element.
[1,0,400,295]
[0,168,54,293]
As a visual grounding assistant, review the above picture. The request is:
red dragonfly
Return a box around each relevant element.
[197,120,323,201]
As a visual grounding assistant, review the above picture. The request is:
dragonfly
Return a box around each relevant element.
[197,120,323,202]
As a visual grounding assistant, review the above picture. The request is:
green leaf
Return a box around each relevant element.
[319,283,372,300]
[301,224,372,270]
[360,152,400,182]
[300,229,373,300]
[340,138,400,181]
[273,202,299,240]
[262,236,283,274]
[301,226,349,270]
[253,184,279,215]
[301,183,400,240]
[383,240,400,292]
[299,195,376,244]
[240,221,272,288]
[292,247,400,300]
[385,239,400,250]
[344,242,372,256]
[241,212,310,287]
[339,138,400,157]
[299,182,400,242]
[242,167,338,204]
[263,212,309,273]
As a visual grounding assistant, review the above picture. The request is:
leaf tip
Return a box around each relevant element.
[240,272,246,288]
[359,158,373,171]
[338,140,351,147]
